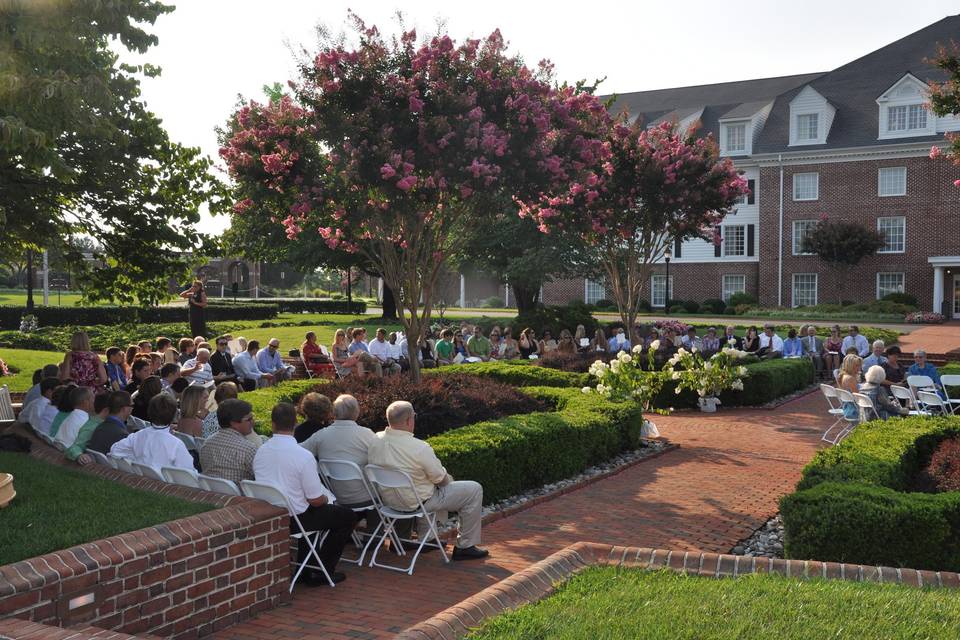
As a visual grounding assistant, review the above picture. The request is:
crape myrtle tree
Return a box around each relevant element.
[801,218,884,304]
[220,17,611,381]
[928,42,960,164]
[522,119,748,332]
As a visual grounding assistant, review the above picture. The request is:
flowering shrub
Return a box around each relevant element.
[19,314,37,333]
[924,437,960,493]
[905,312,946,324]
[0,358,8,377]
[584,343,669,414]
[654,319,690,335]
[665,347,749,398]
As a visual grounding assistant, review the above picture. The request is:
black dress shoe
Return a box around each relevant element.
[299,570,347,586]
[452,545,489,561]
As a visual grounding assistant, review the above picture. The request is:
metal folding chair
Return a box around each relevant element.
[87,449,115,468]
[918,390,951,416]
[132,461,166,481]
[240,479,336,590]
[0,385,16,425]
[890,385,928,416]
[363,464,450,575]
[942,374,960,415]
[827,389,861,445]
[819,384,846,444]
[162,466,201,488]
[111,455,140,475]
[198,474,242,496]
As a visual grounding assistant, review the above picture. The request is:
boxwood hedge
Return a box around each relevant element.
[0,302,278,329]
[780,416,960,571]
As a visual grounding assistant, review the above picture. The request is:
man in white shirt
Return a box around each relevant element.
[842,325,870,357]
[254,402,356,586]
[55,386,95,448]
[181,348,214,386]
[233,340,274,391]
[109,394,195,470]
[257,339,295,383]
[368,328,402,375]
[367,400,488,561]
[22,364,59,408]
[758,324,784,359]
[20,377,59,433]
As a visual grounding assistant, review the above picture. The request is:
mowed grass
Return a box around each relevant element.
[236,313,405,350]
[469,567,960,640]
[0,291,92,307]
[1,348,64,392]
[0,452,213,565]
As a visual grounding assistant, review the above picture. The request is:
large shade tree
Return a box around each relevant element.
[1,0,222,306]
[522,120,748,332]
[220,17,611,380]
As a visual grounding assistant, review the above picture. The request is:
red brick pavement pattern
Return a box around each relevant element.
[212,391,830,640]
[897,323,960,356]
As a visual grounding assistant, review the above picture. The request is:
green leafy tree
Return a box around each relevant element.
[801,219,884,304]
[0,0,223,307]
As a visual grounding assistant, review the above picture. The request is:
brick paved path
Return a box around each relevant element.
[897,322,960,355]
[213,391,829,640]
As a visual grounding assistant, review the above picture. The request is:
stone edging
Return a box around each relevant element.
[396,541,960,640]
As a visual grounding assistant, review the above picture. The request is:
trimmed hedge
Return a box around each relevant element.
[781,416,960,571]
[0,302,278,328]
[253,299,366,315]
[0,321,237,352]
[426,360,591,389]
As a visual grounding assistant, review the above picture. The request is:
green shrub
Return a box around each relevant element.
[668,305,686,315]
[0,303,277,329]
[682,300,700,314]
[728,292,757,307]
[426,360,591,389]
[781,415,960,570]
[700,299,727,314]
[594,299,616,310]
[881,292,919,308]
[251,298,366,314]
[481,296,505,308]
[653,358,814,409]
[0,321,238,352]
[513,303,599,338]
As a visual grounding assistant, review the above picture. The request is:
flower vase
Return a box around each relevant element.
[698,396,720,413]
[641,418,660,439]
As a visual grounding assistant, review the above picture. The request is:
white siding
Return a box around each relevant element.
[789,86,834,146]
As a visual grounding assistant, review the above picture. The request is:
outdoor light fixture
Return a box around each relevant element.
[664,246,672,316]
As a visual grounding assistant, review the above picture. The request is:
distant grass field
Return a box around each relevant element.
[0,291,90,307]
[1,349,65,392]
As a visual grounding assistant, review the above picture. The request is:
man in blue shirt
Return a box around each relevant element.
[607,328,631,352]
[87,391,133,455]
[105,347,128,390]
[862,341,887,369]
[256,338,294,383]
[908,349,945,398]
[782,329,804,358]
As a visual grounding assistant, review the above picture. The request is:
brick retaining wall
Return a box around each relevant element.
[0,429,291,639]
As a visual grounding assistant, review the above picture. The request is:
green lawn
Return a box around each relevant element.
[1,348,64,392]
[470,567,960,640]
[0,452,213,565]
[0,290,92,307]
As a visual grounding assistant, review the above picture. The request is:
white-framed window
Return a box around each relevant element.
[796,113,819,141]
[887,104,927,132]
[722,275,746,302]
[725,123,746,153]
[876,272,905,299]
[792,220,818,255]
[723,225,746,257]
[878,167,906,197]
[585,279,606,304]
[877,216,906,253]
[792,273,818,307]
[793,172,819,201]
[651,274,673,308]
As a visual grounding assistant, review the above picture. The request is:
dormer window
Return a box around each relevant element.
[788,86,833,146]
[726,124,746,153]
[887,104,927,132]
[877,74,935,140]
[796,113,819,141]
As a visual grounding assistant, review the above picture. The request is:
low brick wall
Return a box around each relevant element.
[0,429,291,639]
[398,541,960,639]
[0,617,162,639]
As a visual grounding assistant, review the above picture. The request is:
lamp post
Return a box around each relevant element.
[664,246,672,316]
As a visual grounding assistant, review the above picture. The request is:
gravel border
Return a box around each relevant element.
[730,514,785,558]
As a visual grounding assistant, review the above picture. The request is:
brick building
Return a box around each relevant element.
[531,15,960,318]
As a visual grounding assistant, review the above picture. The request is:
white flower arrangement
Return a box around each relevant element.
[19,314,38,333]
[582,343,669,415]
[664,347,749,398]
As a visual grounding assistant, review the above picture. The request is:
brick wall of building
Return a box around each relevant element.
[758,156,960,311]
[0,441,290,640]
[649,262,760,305]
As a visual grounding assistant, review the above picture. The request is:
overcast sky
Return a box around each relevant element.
[128,0,959,234]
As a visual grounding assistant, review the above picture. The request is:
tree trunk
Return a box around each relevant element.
[512,283,539,314]
[346,269,352,308]
[380,282,398,320]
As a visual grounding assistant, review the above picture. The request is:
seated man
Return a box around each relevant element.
[347,329,383,376]
[159,362,181,397]
[607,328,631,353]
[21,377,59,433]
[389,332,410,371]
[40,384,72,436]
[723,326,742,350]
[841,325,870,358]
[368,328,402,375]
[87,391,133,454]
[301,394,377,509]
[757,324,783,359]
[700,327,721,358]
[466,326,492,362]
[434,329,455,365]
[181,348,214,387]
[801,325,825,378]
[782,328,804,358]
[199,399,258,484]
[254,402,357,586]
[257,339,295,383]
[863,340,887,369]
[681,327,701,352]
[65,393,111,463]
[55,386,95,448]
[367,400,488,561]
[109,393,195,470]
[22,364,59,408]
[209,336,239,384]
[233,340,274,391]
[105,347,128,391]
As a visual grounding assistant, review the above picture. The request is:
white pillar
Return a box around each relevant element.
[584,279,589,304]
[42,250,49,305]
[377,277,383,303]
[933,266,945,314]
[504,283,510,307]
[459,274,466,308]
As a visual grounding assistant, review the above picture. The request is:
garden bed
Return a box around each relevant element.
[780,415,960,571]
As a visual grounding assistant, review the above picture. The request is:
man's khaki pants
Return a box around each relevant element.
[420,480,483,548]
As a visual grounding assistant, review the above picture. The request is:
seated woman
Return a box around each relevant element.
[860,365,909,419]
[301,331,333,377]
[175,385,209,468]
[131,376,163,421]
[453,332,468,360]
[701,327,721,357]
[557,329,576,354]
[488,328,503,360]
[589,328,609,353]
[540,330,559,354]
[643,327,659,350]
[823,325,843,375]
[742,326,760,354]
[500,328,520,359]
[837,354,862,422]
[294,392,333,443]
[574,325,588,352]
[519,328,540,359]
[331,329,364,376]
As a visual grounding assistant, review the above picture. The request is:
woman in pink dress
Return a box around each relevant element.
[61,331,107,390]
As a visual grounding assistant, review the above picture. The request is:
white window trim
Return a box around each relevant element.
[790,111,824,146]
[720,120,750,156]
[877,167,907,197]
[876,272,905,300]
[792,220,817,256]
[584,278,606,305]
[721,274,746,302]
[723,225,746,257]
[876,75,935,140]
[651,274,673,308]
[792,172,819,201]
[792,273,818,308]
[877,216,906,254]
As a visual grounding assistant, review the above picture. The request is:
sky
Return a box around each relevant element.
[128,0,960,235]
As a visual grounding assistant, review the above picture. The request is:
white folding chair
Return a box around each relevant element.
[890,385,928,416]
[907,375,938,405]
[87,449,115,468]
[832,369,841,385]
[132,462,166,481]
[827,389,861,446]
[819,384,846,444]
[52,440,66,453]
[111,455,140,475]
[364,464,450,575]
[162,466,201,488]
[0,385,16,424]
[198,474,242,496]
[317,459,395,567]
[127,416,149,431]
[942,374,960,414]
[240,479,336,590]
[918,390,951,416]
[172,430,199,452]
[853,392,879,422]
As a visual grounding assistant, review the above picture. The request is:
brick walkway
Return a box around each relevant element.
[897,322,960,355]
[213,391,829,640]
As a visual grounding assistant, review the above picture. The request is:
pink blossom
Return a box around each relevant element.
[930,145,943,159]
[380,164,397,179]
[460,186,473,198]
[409,94,425,113]
[396,175,418,191]
[954,179,960,188]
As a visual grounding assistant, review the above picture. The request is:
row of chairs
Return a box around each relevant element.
[80,451,448,590]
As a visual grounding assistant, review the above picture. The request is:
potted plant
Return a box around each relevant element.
[584,343,669,437]
[0,473,15,508]
[665,347,748,412]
